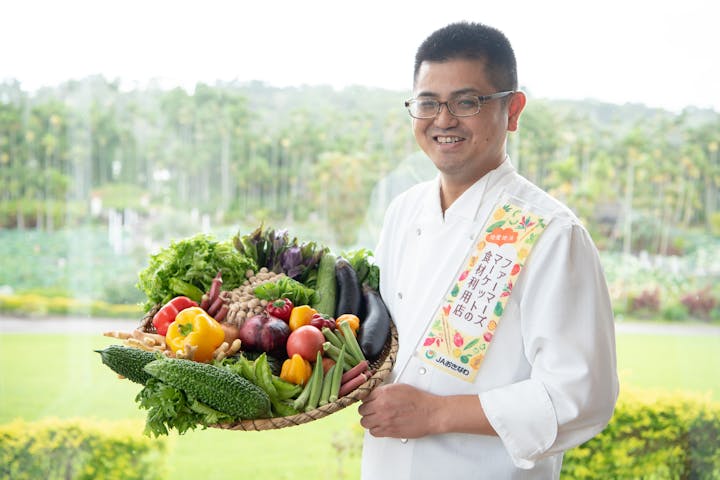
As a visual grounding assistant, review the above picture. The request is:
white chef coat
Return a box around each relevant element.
[361,158,619,480]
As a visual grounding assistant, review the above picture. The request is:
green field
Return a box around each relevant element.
[1,331,719,479]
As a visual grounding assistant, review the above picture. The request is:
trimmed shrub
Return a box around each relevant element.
[629,288,661,314]
[0,293,141,318]
[661,302,690,321]
[0,418,167,480]
[563,389,720,479]
[681,288,717,321]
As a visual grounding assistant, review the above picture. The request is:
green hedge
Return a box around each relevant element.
[563,389,720,479]
[0,293,141,318]
[0,418,167,480]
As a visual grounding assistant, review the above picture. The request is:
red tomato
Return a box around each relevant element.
[286,325,325,361]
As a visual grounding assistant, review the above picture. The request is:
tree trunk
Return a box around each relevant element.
[705,147,717,231]
[221,134,231,212]
[622,159,635,255]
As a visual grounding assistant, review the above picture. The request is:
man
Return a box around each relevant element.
[358,21,619,479]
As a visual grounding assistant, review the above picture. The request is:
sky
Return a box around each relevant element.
[2,0,719,113]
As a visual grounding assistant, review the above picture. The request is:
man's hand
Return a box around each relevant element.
[358,383,441,438]
[358,383,497,438]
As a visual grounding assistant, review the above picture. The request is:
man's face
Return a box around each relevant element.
[412,58,522,184]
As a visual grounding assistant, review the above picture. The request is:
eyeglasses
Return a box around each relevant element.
[404,91,514,119]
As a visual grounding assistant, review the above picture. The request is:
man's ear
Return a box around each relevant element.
[507,91,526,132]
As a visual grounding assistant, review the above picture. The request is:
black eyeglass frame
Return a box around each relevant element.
[404,90,515,119]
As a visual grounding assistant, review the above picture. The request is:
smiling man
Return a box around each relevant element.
[358,22,619,479]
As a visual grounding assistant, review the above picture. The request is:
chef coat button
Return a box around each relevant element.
[418,367,427,375]
[400,438,408,444]
[469,232,475,240]
[398,292,403,300]
[416,228,422,236]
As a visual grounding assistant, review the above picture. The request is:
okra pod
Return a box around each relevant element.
[322,342,354,371]
[292,375,313,410]
[329,346,345,402]
[322,326,344,350]
[339,321,366,365]
[319,364,335,406]
[305,351,325,411]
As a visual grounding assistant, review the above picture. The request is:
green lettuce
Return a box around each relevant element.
[253,276,317,306]
[342,248,380,291]
[137,233,256,312]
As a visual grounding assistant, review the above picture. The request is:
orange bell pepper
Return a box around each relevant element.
[280,353,313,385]
[166,307,225,362]
[288,305,317,331]
[335,314,360,335]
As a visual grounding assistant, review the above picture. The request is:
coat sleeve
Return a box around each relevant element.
[479,221,619,468]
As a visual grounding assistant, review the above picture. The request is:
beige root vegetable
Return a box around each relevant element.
[131,329,166,346]
[124,338,158,352]
[105,329,168,352]
[212,338,243,361]
[176,343,198,361]
[105,329,166,346]
[103,330,132,339]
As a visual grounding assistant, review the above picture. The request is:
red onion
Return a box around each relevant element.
[238,312,290,353]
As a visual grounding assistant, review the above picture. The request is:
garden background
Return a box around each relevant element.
[2,0,720,475]
[2,77,719,479]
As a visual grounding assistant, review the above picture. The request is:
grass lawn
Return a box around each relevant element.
[615,332,720,401]
[1,329,718,479]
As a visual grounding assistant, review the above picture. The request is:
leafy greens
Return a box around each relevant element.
[135,378,235,437]
[342,248,380,291]
[233,225,327,288]
[137,233,256,312]
[253,276,317,306]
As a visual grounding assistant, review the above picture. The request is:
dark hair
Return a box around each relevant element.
[413,21,518,92]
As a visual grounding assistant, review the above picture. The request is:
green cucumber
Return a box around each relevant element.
[312,252,337,316]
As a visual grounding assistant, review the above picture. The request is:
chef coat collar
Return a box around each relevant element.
[425,157,516,222]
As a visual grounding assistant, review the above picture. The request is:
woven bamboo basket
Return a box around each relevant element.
[138,306,398,431]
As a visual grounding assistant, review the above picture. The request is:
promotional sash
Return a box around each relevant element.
[414,195,551,382]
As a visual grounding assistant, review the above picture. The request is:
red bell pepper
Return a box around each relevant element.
[266,297,294,321]
[310,312,335,331]
[152,296,199,335]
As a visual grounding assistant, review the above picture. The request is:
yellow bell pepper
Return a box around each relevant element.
[335,314,360,336]
[280,353,313,385]
[288,305,317,331]
[166,307,225,363]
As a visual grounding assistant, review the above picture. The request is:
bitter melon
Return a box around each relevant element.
[96,345,158,385]
[143,357,271,419]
